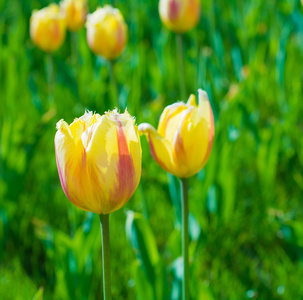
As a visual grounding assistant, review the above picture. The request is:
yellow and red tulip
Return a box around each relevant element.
[159,0,201,33]
[139,89,214,178]
[60,0,87,32]
[86,5,128,60]
[30,4,66,52]
[55,110,142,214]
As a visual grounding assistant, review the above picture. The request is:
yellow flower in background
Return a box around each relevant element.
[30,4,66,52]
[60,0,87,31]
[139,89,214,178]
[55,110,142,214]
[159,0,201,33]
[86,5,128,60]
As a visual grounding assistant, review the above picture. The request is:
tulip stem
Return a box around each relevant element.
[107,60,119,109]
[99,214,112,300]
[46,53,55,105]
[176,34,186,100]
[180,178,189,300]
[71,32,79,65]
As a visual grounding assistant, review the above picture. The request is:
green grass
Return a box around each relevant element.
[1,0,303,299]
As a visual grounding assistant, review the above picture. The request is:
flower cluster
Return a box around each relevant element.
[30,1,127,60]
[30,0,200,57]
[55,88,214,213]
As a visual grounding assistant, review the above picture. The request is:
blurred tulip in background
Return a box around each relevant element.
[86,5,128,60]
[159,0,201,33]
[60,0,87,31]
[30,4,66,52]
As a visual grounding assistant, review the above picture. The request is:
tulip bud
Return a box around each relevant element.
[30,4,66,52]
[86,6,128,60]
[139,89,214,178]
[55,110,142,214]
[60,0,87,32]
[159,0,201,33]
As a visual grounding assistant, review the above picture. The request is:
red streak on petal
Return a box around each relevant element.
[148,134,168,172]
[82,149,86,166]
[53,21,59,39]
[174,131,185,158]
[116,24,124,49]
[113,120,136,205]
[168,0,180,21]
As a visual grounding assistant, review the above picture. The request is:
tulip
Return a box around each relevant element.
[159,0,201,33]
[60,0,87,32]
[55,109,142,215]
[86,5,128,60]
[139,89,214,179]
[140,89,214,300]
[30,4,66,52]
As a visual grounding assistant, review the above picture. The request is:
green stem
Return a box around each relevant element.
[71,32,79,65]
[46,53,55,105]
[99,214,111,300]
[107,60,119,109]
[180,178,189,300]
[176,33,186,100]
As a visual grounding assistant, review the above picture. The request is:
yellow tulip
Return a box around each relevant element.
[30,4,66,52]
[139,89,214,178]
[86,5,128,60]
[159,0,201,33]
[60,0,87,31]
[55,110,142,214]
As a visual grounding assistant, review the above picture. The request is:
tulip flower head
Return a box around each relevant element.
[30,4,66,52]
[60,0,87,31]
[55,110,142,214]
[139,89,214,178]
[159,0,201,33]
[86,5,128,60]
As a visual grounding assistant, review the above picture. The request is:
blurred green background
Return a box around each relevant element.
[1,0,303,299]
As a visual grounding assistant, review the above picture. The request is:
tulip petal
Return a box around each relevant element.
[83,111,140,214]
[139,123,176,174]
[186,94,197,106]
[171,106,195,177]
[157,102,188,143]
[188,89,214,172]
[197,90,215,169]
[55,120,88,211]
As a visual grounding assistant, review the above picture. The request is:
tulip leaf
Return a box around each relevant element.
[32,287,44,300]
[188,213,201,241]
[28,74,42,113]
[125,211,159,286]
[132,261,154,300]
[207,185,218,214]
[169,257,183,300]
[231,47,243,81]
